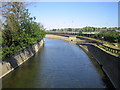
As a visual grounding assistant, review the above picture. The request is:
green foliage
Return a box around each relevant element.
[79,31,82,35]
[95,31,120,43]
[68,28,72,31]
[83,26,95,32]
[2,2,46,59]
[52,29,56,31]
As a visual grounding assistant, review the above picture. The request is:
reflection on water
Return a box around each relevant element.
[3,38,109,88]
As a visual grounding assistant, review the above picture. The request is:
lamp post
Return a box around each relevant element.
[102,36,104,44]
[118,34,120,48]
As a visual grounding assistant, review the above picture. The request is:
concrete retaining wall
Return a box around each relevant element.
[0,40,44,78]
[87,44,120,88]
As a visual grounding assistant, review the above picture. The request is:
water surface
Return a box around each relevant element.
[3,38,107,88]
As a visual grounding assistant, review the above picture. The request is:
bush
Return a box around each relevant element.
[96,31,120,43]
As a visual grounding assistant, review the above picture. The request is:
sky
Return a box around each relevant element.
[27,2,118,30]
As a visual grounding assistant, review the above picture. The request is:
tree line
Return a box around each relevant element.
[1,2,46,59]
[50,26,120,32]
[50,27,120,44]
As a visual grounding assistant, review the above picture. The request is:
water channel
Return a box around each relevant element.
[2,38,112,88]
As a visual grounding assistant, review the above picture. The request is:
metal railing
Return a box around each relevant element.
[100,44,120,55]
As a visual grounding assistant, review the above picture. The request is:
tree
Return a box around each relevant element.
[2,2,46,59]
[2,2,26,46]
[52,29,56,31]
[68,28,72,31]
[83,26,95,32]
[79,31,82,35]
[96,31,120,43]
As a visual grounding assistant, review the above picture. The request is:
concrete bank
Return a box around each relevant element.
[86,44,120,88]
[1,40,44,78]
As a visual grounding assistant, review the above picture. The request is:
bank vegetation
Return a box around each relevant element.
[1,2,46,59]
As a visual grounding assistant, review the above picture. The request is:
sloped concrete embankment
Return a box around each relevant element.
[87,44,120,88]
[0,40,44,78]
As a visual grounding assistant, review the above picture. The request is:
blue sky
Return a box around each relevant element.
[27,2,118,30]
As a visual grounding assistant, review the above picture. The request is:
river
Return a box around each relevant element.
[2,38,112,88]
